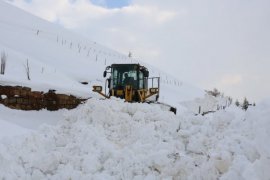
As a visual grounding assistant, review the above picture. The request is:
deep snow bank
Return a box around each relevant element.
[0,98,269,179]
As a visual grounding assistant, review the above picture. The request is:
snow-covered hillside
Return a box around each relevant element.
[0,0,203,108]
[1,1,269,180]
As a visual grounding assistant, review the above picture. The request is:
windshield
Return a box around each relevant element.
[112,66,138,89]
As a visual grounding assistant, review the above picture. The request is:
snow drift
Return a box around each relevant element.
[0,98,269,180]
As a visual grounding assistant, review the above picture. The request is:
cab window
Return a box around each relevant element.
[139,71,144,89]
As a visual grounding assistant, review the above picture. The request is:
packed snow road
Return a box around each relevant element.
[0,98,269,180]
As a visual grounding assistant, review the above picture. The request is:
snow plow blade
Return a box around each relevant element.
[147,101,177,114]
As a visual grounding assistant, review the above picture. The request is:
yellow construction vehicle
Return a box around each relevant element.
[92,63,176,114]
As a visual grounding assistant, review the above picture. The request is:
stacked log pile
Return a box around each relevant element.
[0,85,85,111]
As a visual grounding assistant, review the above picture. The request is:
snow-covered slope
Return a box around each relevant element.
[0,0,203,107]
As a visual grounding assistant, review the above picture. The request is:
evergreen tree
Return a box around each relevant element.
[242,97,249,111]
[235,99,240,107]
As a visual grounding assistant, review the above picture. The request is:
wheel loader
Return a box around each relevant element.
[92,63,176,114]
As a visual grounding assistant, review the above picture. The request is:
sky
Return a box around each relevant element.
[5,0,270,102]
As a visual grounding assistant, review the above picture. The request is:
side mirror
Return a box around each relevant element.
[144,70,149,78]
[103,71,107,78]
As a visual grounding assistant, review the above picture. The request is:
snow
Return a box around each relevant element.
[0,119,31,139]
[0,1,269,179]
[181,94,232,114]
[0,98,269,179]
[0,104,62,130]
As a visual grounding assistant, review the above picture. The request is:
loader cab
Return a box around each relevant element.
[103,64,150,100]
[93,63,175,114]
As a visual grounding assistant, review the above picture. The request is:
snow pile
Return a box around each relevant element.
[181,94,232,114]
[222,101,270,180]
[0,98,269,179]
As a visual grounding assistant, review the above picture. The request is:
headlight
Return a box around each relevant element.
[93,86,102,92]
[150,88,158,93]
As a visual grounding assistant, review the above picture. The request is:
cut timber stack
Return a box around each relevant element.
[0,85,85,111]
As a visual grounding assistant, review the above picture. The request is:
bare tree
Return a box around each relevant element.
[128,51,133,63]
[212,88,221,97]
[70,42,73,49]
[24,59,31,80]
[228,96,233,106]
[128,51,132,58]
[206,88,221,97]
[1,51,7,75]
